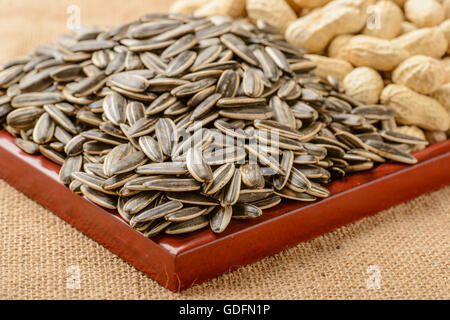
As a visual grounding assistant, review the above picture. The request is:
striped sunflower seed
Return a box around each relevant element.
[131,200,183,224]
[186,147,213,183]
[249,195,281,210]
[15,138,39,154]
[202,163,235,195]
[59,155,83,184]
[32,112,55,144]
[210,206,233,233]
[80,185,117,209]
[232,203,262,219]
[165,215,209,235]
[123,191,160,215]
[240,163,265,189]
[165,206,208,222]
[144,178,201,192]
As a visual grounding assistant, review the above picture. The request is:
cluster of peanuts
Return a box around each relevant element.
[170,0,450,146]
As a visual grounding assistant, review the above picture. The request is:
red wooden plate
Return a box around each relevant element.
[1,130,449,291]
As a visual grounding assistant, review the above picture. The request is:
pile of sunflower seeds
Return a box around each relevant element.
[0,14,428,236]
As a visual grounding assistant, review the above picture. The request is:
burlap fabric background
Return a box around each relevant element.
[0,0,449,300]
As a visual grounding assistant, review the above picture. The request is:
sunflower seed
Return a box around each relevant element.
[123,191,160,215]
[128,118,157,138]
[246,144,284,175]
[146,92,177,115]
[221,33,258,66]
[102,171,139,190]
[108,73,149,92]
[6,107,42,128]
[221,169,241,206]
[216,70,239,97]
[32,112,55,144]
[165,206,208,222]
[144,178,201,192]
[232,203,262,219]
[71,40,116,52]
[193,45,223,68]
[219,105,273,120]
[273,150,294,190]
[238,188,274,203]
[153,22,195,41]
[165,50,197,77]
[186,147,213,183]
[240,163,265,189]
[131,200,183,224]
[129,20,181,39]
[216,96,266,107]
[109,150,147,175]
[364,139,418,164]
[265,46,290,72]
[59,155,83,184]
[69,180,83,194]
[50,65,83,82]
[43,104,77,134]
[380,130,428,145]
[165,215,209,235]
[210,206,232,233]
[72,172,113,194]
[80,185,117,209]
[137,162,187,175]
[348,148,385,163]
[125,101,145,126]
[196,23,232,39]
[274,188,316,201]
[143,219,172,237]
[39,145,65,165]
[351,105,395,120]
[166,192,219,206]
[15,138,39,154]
[253,47,279,81]
[11,92,64,108]
[249,195,281,210]
[191,93,221,120]
[139,136,163,162]
[171,78,216,97]
[203,163,235,195]
[0,65,24,88]
[54,126,73,144]
[278,80,302,100]
[243,68,263,98]
[296,165,330,179]
[287,167,311,193]
[103,92,126,125]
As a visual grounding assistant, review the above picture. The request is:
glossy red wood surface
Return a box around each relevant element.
[1,130,449,291]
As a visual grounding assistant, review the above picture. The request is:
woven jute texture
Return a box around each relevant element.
[0,0,449,300]
[1,179,449,299]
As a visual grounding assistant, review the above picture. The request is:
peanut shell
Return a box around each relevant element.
[392,27,448,59]
[430,83,450,113]
[305,54,354,81]
[343,67,384,104]
[404,0,445,28]
[246,0,298,33]
[362,0,403,40]
[169,0,210,15]
[285,0,375,53]
[345,35,409,71]
[380,84,450,131]
[327,34,352,59]
[195,0,246,18]
[392,55,446,94]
